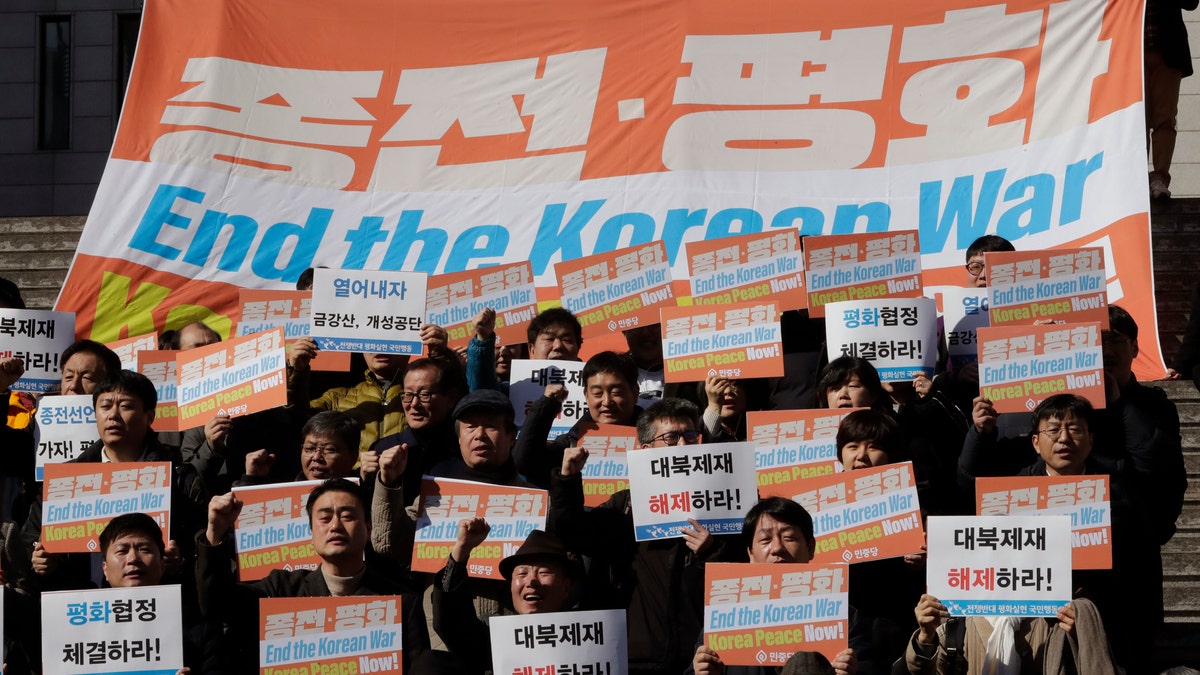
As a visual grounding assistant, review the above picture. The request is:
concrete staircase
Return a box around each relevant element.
[0,216,85,310]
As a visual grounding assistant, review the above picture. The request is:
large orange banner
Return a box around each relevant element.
[55,0,1166,380]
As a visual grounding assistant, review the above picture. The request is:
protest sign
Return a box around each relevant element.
[41,462,172,554]
[43,584,184,675]
[788,462,924,564]
[986,248,1108,328]
[58,0,1170,384]
[940,287,990,369]
[977,476,1111,570]
[412,477,548,580]
[556,241,675,339]
[509,359,587,440]
[750,409,856,495]
[107,333,158,371]
[259,596,403,675]
[237,289,350,372]
[137,350,180,433]
[33,395,98,481]
[232,480,334,581]
[704,563,848,666]
[804,233,922,318]
[176,327,287,429]
[977,322,1104,413]
[686,230,806,310]
[491,609,627,675]
[660,302,783,382]
[309,269,427,354]
[926,515,1072,616]
[626,442,757,541]
[427,261,538,348]
[577,423,636,508]
[0,308,74,393]
[824,298,937,380]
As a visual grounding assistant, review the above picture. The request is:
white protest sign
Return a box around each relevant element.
[824,298,938,381]
[626,441,757,541]
[491,609,627,675]
[940,287,990,370]
[33,394,98,481]
[509,359,587,439]
[0,309,74,393]
[926,515,1072,617]
[310,268,428,354]
[42,584,184,675]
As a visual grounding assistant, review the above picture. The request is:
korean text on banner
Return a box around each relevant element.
[704,563,849,666]
[977,476,1112,570]
[310,268,427,354]
[626,442,757,541]
[427,261,538,348]
[34,395,98,481]
[927,515,1072,617]
[940,287,990,369]
[750,409,858,494]
[259,596,403,675]
[55,0,1168,382]
[577,423,635,508]
[556,241,675,338]
[137,350,180,433]
[412,477,548,580]
[687,230,807,310]
[509,359,587,440]
[232,480,332,581]
[804,233,922,319]
[660,302,783,383]
[41,462,172,554]
[825,298,938,381]
[491,609,627,675]
[986,248,1109,328]
[237,289,350,372]
[43,584,184,675]
[107,333,158,371]
[790,462,924,564]
[176,327,287,429]
[977,322,1104,413]
[0,309,74,393]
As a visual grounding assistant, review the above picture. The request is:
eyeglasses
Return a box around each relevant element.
[965,261,986,277]
[401,390,439,404]
[301,445,347,459]
[1034,425,1088,441]
[650,430,702,446]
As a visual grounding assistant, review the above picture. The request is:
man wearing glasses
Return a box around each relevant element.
[549,398,736,675]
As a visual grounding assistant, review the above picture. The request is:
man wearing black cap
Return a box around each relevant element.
[433,519,582,674]
[425,389,535,488]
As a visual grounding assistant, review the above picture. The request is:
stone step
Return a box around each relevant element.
[0,250,77,271]
[0,217,86,236]
[0,232,89,253]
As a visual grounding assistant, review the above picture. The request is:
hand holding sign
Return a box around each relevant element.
[914,594,949,645]
[287,336,318,371]
[205,413,231,454]
[971,396,997,435]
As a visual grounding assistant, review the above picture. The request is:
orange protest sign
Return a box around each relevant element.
[803,233,922,318]
[259,596,403,675]
[237,289,350,372]
[106,332,158,370]
[41,462,172,553]
[704,563,848,665]
[555,242,675,339]
[750,409,860,493]
[576,423,636,508]
[976,476,1112,570]
[233,480,327,581]
[977,323,1105,413]
[413,478,547,580]
[176,327,287,429]
[427,262,538,349]
[686,230,806,310]
[660,302,783,382]
[136,349,180,433]
[985,248,1108,328]
[790,462,924,564]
